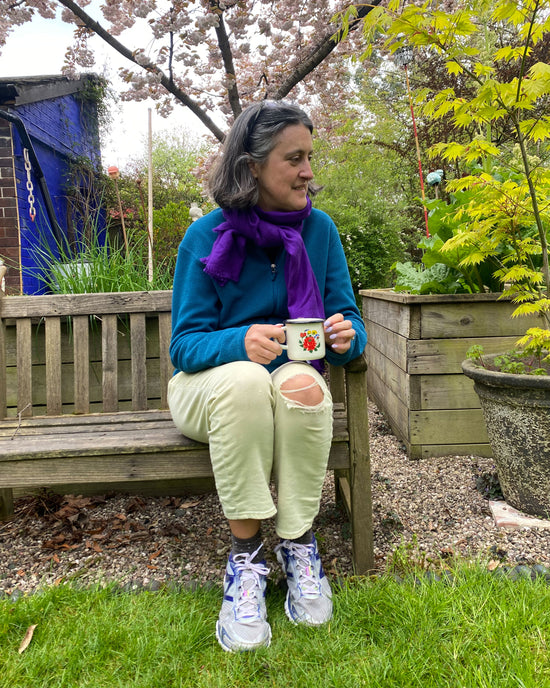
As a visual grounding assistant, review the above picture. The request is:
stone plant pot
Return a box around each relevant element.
[462,354,550,518]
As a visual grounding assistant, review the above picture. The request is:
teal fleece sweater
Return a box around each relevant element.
[169,207,367,374]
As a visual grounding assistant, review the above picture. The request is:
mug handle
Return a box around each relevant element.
[279,325,288,350]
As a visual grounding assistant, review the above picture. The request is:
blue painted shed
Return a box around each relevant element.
[0,74,103,294]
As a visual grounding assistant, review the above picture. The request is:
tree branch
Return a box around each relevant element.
[57,0,227,142]
[274,1,383,100]
[210,0,242,119]
[55,0,383,141]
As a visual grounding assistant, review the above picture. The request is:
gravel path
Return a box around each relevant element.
[1,403,549,598]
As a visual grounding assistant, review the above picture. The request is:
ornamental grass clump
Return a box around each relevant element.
[31,217,174,294]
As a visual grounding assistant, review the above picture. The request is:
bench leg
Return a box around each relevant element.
[0,488,14,521]
[334,468,347,507]
[346,369,375,576]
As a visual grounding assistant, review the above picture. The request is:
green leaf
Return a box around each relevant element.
[446,60,463,75]
[473,63,495,77]
[520,117,550,142]
[492,0,527,24]
[494,46,529,62]
[439,142,466,160]
[529,61,550,79]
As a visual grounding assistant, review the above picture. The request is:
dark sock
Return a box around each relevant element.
[290,529,313,545]
[231,530,264,563]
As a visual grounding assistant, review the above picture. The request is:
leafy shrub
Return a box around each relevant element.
[152,201,191,268]
[315,200,404,293]
[393,190,506,295]
[466,345,549,376]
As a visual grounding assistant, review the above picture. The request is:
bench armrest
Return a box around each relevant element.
[343,350,368,374]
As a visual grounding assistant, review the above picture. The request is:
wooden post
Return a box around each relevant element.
[0,264,13,518]
[344,353,375,575]
[147,109,154,283]
[0,264,6,419]
[0,270,13,519]
[0,489,14,521]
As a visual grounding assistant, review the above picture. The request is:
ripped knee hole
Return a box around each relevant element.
[280,375,324,406]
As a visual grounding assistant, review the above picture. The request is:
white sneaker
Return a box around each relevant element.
[275,534,333,626]
[216,546,271,652]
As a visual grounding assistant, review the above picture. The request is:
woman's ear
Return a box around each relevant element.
[248,159,259,178]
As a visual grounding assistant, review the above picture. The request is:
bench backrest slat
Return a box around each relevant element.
[158,312,172,409]
[45,317,62,415]
[130,312,147,411]
[73,315,90,414]
[102,314,119,413]
[16,318,33,417]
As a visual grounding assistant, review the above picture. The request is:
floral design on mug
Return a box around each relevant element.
[299,329,321,353]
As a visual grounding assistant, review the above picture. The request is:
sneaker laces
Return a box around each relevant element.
[232,546,269,620]
[278,541,321,597]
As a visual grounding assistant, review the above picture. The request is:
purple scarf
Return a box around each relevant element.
[201,197,325,320]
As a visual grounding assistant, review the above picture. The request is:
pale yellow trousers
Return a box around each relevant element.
[167,361,333,539]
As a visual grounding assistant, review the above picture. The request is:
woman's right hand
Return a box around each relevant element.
[245,324,286,365]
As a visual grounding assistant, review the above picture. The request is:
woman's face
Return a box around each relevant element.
[250,123,314,212]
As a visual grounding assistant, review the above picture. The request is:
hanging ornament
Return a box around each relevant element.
[23,148,36,222]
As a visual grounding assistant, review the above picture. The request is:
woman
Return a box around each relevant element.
[168,100,367,652]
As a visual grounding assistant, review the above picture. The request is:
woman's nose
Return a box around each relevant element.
[300,160,314,179]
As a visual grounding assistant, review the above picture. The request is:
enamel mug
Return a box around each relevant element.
[280,317,326,361]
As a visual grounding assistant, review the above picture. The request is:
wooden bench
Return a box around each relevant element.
[0,273,374,573]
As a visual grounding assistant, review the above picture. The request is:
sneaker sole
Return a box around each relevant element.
[283,591,332,626]
[215,621,272,652]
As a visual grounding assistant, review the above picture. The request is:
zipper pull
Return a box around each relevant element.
[271,263,277,277]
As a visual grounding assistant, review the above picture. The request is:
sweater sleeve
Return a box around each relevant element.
[320,218,367,368]
[169,222,250,374]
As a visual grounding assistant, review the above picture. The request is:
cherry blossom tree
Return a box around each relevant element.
[1,0,382,140]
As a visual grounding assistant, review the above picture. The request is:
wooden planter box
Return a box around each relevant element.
[360,289,541,459]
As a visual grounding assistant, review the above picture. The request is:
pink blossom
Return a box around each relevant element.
[1,0,373,141]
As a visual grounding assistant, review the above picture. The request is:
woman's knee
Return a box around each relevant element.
[210,362,274,418]
[219,361,272,396]
[279,373,324,407]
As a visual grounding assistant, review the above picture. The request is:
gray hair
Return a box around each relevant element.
[208,101,319,209]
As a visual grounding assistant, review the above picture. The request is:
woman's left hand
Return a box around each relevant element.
[324,313,355,354]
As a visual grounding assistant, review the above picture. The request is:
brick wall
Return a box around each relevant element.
[0,119,20,294]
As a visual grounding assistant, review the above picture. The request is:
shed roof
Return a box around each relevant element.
[0,74,101,107]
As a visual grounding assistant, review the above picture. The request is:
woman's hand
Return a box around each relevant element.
[324,313,355,354]
[245,324,286,364]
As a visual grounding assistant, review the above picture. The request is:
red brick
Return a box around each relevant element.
[1,240,19,251]
[0,236,20,249]
[0,225,18,237]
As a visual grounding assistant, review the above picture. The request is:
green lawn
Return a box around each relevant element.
[1,563,549,688]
